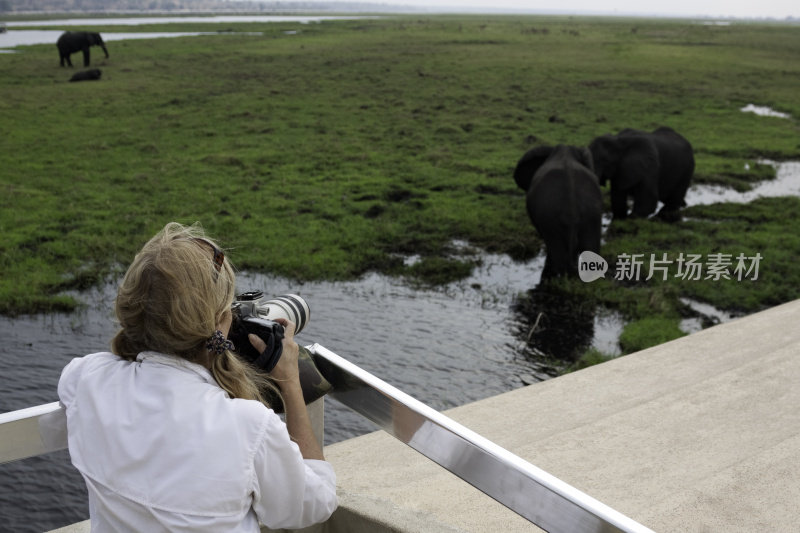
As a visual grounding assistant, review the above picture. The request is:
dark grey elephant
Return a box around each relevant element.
[588,126,694,221]
[514,144,603,278]
[56,31,109,67]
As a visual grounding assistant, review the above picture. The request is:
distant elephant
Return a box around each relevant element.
[589,126,695,221]
[56,31,109,67]
[69,68,102,82]
[514,144,603,278]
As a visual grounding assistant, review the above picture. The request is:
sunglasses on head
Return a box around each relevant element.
[193,238,225,275]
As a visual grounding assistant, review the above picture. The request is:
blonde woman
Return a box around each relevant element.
[58,222,337,532]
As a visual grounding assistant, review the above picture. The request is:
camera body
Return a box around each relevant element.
[229,292,310,372]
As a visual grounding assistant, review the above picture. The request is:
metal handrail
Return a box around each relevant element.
[0,345,653,533]
[310,344,653,533]
[0,399,324,465]
[0,401,67,464]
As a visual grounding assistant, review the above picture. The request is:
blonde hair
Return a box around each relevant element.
[112,222,272,405]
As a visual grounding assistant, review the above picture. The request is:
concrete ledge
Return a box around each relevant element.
[49,490,464,533]
[50,299,800,532]
[324,298,800,532]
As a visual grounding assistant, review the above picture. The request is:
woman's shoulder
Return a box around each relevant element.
[58,352,122,405]
[226,396,278,426]
[61,351,120,376]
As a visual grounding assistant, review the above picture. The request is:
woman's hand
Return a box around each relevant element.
[249,319,323,460]
[248,318,300,385]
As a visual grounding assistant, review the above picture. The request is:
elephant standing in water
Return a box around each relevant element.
[57,31,109,67]
[513,144,603,279]
[589,126,695,221]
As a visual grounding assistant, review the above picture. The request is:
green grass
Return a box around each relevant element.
[1,15,799,341]
[619,317,686,353]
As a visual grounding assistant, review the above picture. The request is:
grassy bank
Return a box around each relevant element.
[1,15,799,359]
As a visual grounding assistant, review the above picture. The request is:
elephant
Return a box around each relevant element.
[56,31,108,67]
[588,126,695,221]
[69,68,102,82]
[514,144,603,279]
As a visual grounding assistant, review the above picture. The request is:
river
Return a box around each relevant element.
[0,248,577,532]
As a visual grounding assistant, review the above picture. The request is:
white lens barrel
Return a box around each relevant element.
[257,294,310,334]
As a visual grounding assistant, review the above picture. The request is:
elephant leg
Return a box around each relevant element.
[610,189,629,219]
[82,48,90,67]
[656,206,681,223]
[543,233,575,277]
[631,185,658,218]
[541,255,555,279]
[577,220,602,257]
[660,174,692,212]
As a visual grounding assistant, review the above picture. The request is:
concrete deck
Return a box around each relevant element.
[50,299,800,532]
[323,298,800,532]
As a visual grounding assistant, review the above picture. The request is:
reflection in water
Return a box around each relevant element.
[0,250,560,532]
[510,283,599,375]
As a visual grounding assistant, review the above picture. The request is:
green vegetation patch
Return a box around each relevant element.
[1,15,799,319]
[619,317,686,353]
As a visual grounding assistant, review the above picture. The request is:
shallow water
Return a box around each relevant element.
[0,15,373,51]
[688,160,800,206]
[0,15,374,51]
[1,249,595,532]
[740,103,792,119]
[4,15,372,27]
[0,29,228,50]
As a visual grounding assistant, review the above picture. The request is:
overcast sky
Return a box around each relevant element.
[362,0,799,18]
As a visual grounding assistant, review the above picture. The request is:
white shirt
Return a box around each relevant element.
[58,351,337,532]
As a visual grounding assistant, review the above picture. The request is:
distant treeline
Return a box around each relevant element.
[0,0,414,13]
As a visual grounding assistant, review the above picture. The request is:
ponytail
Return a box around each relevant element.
[211,350,281,407]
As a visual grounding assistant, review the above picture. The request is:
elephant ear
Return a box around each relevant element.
[576,146,594,173]
[513,145,553,191]
[615,135,659,191]
[588,135,618,186]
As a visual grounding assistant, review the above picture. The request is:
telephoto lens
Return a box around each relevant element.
[258,294,310,335]
[229,292,311,372]
[229,291,331,413]
[236,292,310,335]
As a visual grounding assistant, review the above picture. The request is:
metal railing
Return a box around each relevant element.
[0,344,654,533]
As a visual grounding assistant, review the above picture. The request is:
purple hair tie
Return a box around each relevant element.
[206,330,234,355]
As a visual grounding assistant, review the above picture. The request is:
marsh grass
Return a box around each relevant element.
[2,15,799,344]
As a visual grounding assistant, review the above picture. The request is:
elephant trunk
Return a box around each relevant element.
[101,45,109,58]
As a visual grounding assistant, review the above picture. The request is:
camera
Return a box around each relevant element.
[229,292,310,372]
